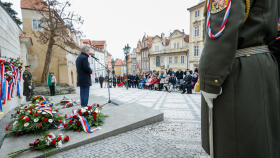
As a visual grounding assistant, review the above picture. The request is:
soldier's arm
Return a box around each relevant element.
[82,58,92,74]
[199,0,246,94]
[23,72,31,86]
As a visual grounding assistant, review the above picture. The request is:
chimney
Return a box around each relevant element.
[161,33,166,46]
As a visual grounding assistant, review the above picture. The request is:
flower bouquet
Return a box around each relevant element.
[58,96,80,109]
[62,103,105,133]
[5,103,63,137]
[32,95,51,104]
[8,132,69,158]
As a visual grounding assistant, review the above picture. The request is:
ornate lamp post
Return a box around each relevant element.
[123,44,131,90]
[111,59,115,76]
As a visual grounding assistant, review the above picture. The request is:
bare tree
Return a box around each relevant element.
[29,0,83,83]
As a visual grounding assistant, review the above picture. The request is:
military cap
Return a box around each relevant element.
[25,65,31,68]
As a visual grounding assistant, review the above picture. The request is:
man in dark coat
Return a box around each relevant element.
[134,74,139,88]
[175,68,184,84]
[104,74,109,88]
[168,74,176,92]
[23,65,33,101]
[199,0,280,157]
[113,75,117,88]
[131,74,135,88]
[181,71,192,94]
[99,75,104,88]
[76,46,92,107]
[127,74,132,88]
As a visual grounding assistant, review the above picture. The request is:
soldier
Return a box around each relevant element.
[199,0,280,157]
[23,65,33,101]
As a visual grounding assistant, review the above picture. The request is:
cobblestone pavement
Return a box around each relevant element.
[51,83,209,158]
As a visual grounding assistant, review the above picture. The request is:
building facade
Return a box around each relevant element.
[140,35,154,73]
[131,48,137,75]
[21,0,82,87]
[114,59,123,76]
[188,0,205,71]
[149,30,189,73]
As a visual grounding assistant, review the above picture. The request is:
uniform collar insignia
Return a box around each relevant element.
[211,0,228,14]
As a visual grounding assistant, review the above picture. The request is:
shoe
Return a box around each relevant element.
[181,92,185,94]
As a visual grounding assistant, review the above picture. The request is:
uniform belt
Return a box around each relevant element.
[235,45,269,58]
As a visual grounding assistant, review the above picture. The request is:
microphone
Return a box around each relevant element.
[91,55,99,61]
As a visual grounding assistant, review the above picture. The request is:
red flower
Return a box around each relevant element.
[11,114,13,117]
[66,101,69,103]
[24,109,27,111]
[30,108,33,111]
[29,142,34,147]
[41,103,44,105]
[73,115,78,119]
[78,112,82,116]
[65,114,67,118]
[93,112,97,119]
[25,117,29,122]
[64,135,69,142]
[69,120,73,125]
[34,139,40,145]
[46,134,53,139]
[21,115,25,119]
[50,140,56,146]
[15,131,19,134]
[97,104,100,107]
[83,112,87,117]
[88,106,92,110]
[59,119,62,123]
[63,124,68,127]
[56,110,59,112]
[5,69,8,72]
[17,111,20,114]
[5,125,10,131]
[37,124,42,128]
[57,136,62,141]
[76,121,81,126]
[43,118,48,122]
[76,130,79,132]
[29,111,33,114]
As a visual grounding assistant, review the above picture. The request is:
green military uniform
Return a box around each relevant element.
[23,70,33,101]
[199,0,280,157]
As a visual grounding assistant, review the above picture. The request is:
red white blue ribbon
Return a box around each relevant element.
[276,37,280,41]
[206,0,231,39]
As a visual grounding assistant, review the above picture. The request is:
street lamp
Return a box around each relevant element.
[123,44,131,90]
[111,59,115,76]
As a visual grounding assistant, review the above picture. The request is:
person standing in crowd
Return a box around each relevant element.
[113,75,117,88]
[123,74,127,87]
[95,76,98,83]
[23,65,33,101]
[199,0,280,157]
[117,75,120,84]
[168,74,176,92]
[190,73,198,90]
[131,74,135,88]
[134,73,139,88]
[176,68,184,84]
[194,65,198,74]
[99,75,104,88]
[181,71,192,94]
[76,46,92,107]
[48,72,56,96]
[127,73,131,88]
[104,74,109,88]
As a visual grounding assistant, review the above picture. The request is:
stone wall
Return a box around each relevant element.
[0,4,25,120]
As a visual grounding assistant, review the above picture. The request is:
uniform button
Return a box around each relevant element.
[214,80,218,83]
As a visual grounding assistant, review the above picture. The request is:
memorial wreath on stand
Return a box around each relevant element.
[56,96,80,109]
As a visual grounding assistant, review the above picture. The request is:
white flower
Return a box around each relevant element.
[20,110,24,113]
[52,111,56,114]
[81,108,86,113]
[34,118,39,122]
[48,119,53,123]
[50,133,55,140]
[24,123,30,127]
[84,107,88,110]
[59,133,64,140]
[46,139,50,146]
[42,112,47,115]
[13,121,18,126]
[35,106,40,110]
[27,110,31,113]
[37,111,42,113]
[57,141,63,148]
[21,107,25,110]
[23,116,28,120]
[88,111,91,114]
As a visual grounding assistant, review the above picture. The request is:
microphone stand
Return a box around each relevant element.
[91,55,118,106]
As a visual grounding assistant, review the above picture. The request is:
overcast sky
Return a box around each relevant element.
[5,0,200,59]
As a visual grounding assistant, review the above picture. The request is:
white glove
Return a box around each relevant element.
[28,86,32,89]
[201,88,222,108]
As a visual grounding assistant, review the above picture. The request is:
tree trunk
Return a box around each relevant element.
[41,38,55,84]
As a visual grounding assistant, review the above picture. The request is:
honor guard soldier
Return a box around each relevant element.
[199,0,280,157]
[23,65,33,101]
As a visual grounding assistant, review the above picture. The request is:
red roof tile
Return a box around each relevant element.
[184,35,189,43]
[21,0,49,11]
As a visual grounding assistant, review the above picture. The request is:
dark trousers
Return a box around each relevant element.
[181,84,192,93]
[80,86,90,107]
[49,84,55,96]
[159,83,163,90]
[135,81,139,88]
[100,82,103,88]
[128,80,131,87]
[113,82,116,87]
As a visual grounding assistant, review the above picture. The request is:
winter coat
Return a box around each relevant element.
[76,52,92,87]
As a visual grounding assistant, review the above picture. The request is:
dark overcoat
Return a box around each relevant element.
[76,52,92,87]
[23,70,32,96]
[199,0,280,157]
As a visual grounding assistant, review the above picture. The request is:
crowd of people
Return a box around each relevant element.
[95,67,198,94]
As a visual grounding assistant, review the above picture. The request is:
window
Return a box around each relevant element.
[194,46,199,56]
[174,43,177,49]
[194,26,200,37]
[168,57,172,64]
[195,10,200,17]
[32,19,43,31]
[180,56,185,64]
[173,42,180,49]
[177,42,180,48]
[153,57,156,64]
[174,56,178,64]
[160,57,164,65]
[155,46,159,51]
